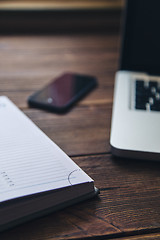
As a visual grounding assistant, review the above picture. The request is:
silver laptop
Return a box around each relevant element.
[110,0,160,161]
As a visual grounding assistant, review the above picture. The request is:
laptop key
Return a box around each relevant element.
[149,81,158,88]
[135,79,160,111]
[151,102,160,111]
[136,80,144,88]
[135,103,146,110]
[135,80,149,110]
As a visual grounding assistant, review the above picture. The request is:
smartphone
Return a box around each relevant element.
[28,73,97,113]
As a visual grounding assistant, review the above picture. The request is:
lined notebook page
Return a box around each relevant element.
[0,97,93,202]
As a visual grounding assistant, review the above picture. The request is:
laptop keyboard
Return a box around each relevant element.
[135,79,160,111]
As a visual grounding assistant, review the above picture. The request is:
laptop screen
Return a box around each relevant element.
[120,0,160,75]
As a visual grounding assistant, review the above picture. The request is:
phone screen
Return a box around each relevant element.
[28,73,97,112]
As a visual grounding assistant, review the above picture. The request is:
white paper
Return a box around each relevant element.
[0,97,93,202]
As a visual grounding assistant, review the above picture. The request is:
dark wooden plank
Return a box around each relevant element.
[0,10,122,33]
[111,233,160,240]
[0,154,160,240]
[0,0,124,10]
[73,154,160,233]
[0,34,119,108]
[23,105,112,156]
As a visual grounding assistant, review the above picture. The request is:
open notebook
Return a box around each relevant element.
[0,96,98,231]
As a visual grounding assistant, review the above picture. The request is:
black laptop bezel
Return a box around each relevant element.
[119,0,160,76]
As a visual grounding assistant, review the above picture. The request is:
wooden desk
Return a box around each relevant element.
[0,12,160,240]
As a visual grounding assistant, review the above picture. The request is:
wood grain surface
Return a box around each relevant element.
[0,11,160,240]
[0,0,124,10]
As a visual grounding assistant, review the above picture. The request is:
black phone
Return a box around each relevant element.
[28,73,97,113]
